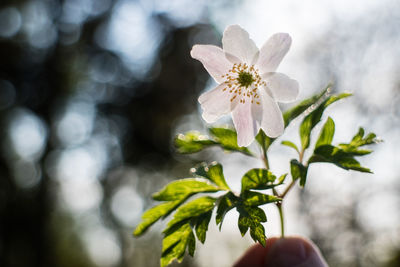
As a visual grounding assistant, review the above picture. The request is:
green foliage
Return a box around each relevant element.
[237,205,267,246]
[153,179,221,201]
[241,191,281,206]
[174,131,216,153]
[255,129,273,151]
[283,84,331,127]
[290,159,308,187]
[315,117,335,148]
[209,127,253,155]
[338,128,377,155]
[160,197,216,266]
[133,200,182,236]
[174,127,253,156]
[300,92,352,150]
[281,140,300,154]
[191,162,230,190]
[164,197,216,233]
[135,83,381,267]
[241,168,282,192]
[161,223,194,267]
[256,84,333,149]
[308,127,378,173]
[215,192,238,229]
[309,145,372,173]
[195,211,212,243]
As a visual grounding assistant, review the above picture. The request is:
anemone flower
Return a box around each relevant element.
[191,25,299,147]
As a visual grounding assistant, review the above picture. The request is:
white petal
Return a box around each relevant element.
[231,100,258,147]
[199,83,233,123]
[256,33,292,74]
[263,72,299,103]
[191,45,232,83]
[222,25,259,64]
[259,92,284,138]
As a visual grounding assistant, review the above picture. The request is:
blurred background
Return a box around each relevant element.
[0,0,399,266]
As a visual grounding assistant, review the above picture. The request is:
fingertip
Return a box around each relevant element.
[264,236,328,267]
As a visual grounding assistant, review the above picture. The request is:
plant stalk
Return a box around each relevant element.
[277,202,285,238]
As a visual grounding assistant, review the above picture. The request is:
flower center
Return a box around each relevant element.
[237,72,254,88]
[221,63,266,104]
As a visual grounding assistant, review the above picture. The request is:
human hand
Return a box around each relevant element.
[233,236,328,267]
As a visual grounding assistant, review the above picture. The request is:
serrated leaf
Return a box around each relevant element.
[283,84,331,127]
[309,145,372,173]
[237,205,267,245]
[339,128,379,154]
[241,191,281,206]
[191,162,230,190]
[337,129,378,156]
[209,127,253,155]
[216,192,238,229]
[281,140,300,153]
[188,231,196,257]
[195,210,212,243]
[161,223,193,267]
[164,197,216,233]
[174,131,216,154]
[133,200,182,236]
[315,117,335,148]
[241,168,278,192]
[300,92,351,150]
[250,224,266,247]
[290,159,308,187]
[153,179,220,201]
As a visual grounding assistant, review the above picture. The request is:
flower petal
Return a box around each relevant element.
[263,72,299,103]
[222,25,259,64]
[258,91,284,138]
[199,83,234,123]
[231,100,258,147]
[191,45,232,83]
[256,33,292,74]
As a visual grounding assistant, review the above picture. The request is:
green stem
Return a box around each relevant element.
[277,202,285,238]
[261,133,270,170]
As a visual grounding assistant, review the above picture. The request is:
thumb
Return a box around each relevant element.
[264,236,328,267]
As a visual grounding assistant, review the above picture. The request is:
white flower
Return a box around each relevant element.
[191,25,299,147]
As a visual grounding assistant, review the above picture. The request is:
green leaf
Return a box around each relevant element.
[161,223,193,267]
[278,174,288,184]
[281,140,300,153]
[237,205,267,246]
[290,159,308,187]
[241,168,278,193]
[241,191,281,206]
[309,145,372,173]
[188,231,196,257]
[249,223,266,247]
[315,117,335,148]
[209,127,253,155]
[338,128,379,155]
[216,192,238,229]
[255,129,272,151]
[153,179,221,201]
[283,84,331,127]
[133,200,182,236]
[254,85,332,149]
[191,162,230,190]
[300,92,352,150]
[174,131,216,154]
[164,197,216,233]
[195,210,212,243]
